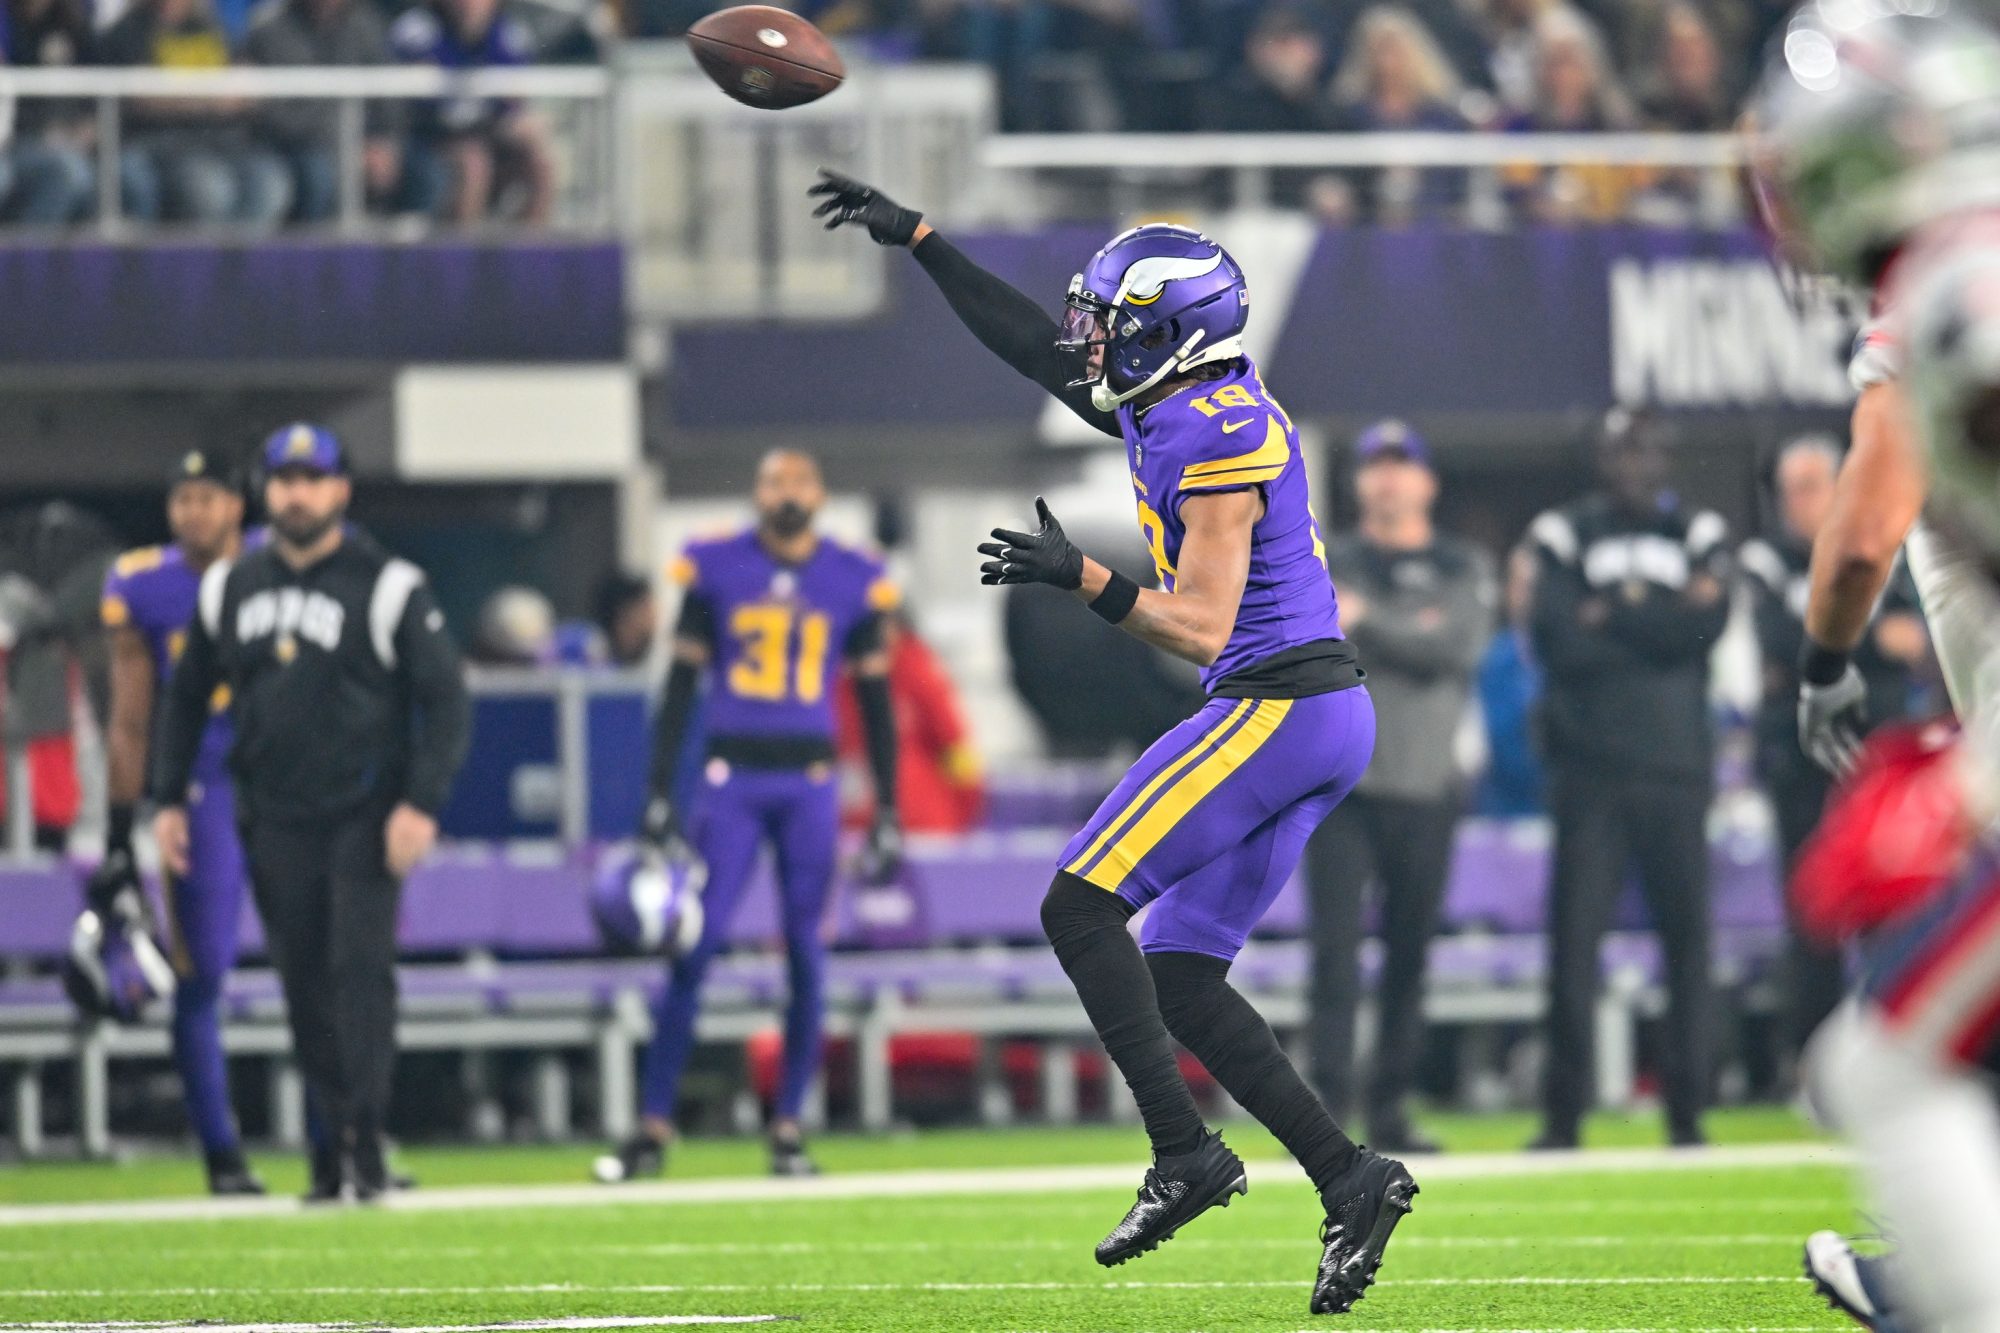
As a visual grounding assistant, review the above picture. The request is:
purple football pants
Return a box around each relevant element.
[1060,688,1375,960]
[642,763,840,1124]
[168,755,249,1156]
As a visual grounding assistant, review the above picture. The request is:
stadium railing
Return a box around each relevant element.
[0,65,614,233]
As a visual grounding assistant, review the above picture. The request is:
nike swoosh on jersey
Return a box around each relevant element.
[1221,418,1256,434]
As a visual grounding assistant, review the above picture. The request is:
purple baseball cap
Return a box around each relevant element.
[261,422,346,477]
[1354,418,1431,468]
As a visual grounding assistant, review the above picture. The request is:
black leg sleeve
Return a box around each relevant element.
[1149,950,1359,1210]
[1041,872,1205,1158]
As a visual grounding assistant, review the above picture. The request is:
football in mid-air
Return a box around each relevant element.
[687,6,845,110]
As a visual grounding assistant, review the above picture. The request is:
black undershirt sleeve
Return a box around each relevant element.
[647,658,702,800]
[854,674,898,815]
[911,231,1121,438]
[675,588,718,650]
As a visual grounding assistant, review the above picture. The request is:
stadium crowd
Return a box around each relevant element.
[0,0,597,226]
[4,0,1769,229]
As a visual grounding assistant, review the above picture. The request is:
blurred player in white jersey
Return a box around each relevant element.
[1753,7,2000,1329]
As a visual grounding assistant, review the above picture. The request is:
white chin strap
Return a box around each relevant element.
[1090,332,1245,412]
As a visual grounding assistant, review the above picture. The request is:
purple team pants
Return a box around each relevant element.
[168,763,250,1156]
[1060,688,1375,960]
[642,762,840,1124]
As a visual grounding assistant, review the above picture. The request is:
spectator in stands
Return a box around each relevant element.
[1633,3,1730,132]
[593,570,658,668]
[99,0,293,226]
[836,609,985,835]
[1740,434,1926,1069]
[1525,409,1727,1150]
[1329,5,1471,223]
[243,0,403,224]
[0,0,96,225]
[1307,421,1494,1153]
[1213,7,1329,130]
[1477,0,1558,114]
[1475,543,1545,816]
[1043,0,1183,131]
[391,0,554,226]
[1500,6,1638,223]
[1212,8,1352,217]
[1623,2,1733,223]
[910,0,1054,132]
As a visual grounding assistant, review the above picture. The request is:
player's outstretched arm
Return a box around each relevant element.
[810,169,1119,438]
[1806,382,1926,655]
[979,494,1255,668]
[1799,381,1926,772]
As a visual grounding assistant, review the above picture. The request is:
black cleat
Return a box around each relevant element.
[1525,1127,1578,1152]
[593,1134,666,1183]
[770,1135,820,1178]
[1094,1130,1247,1267]
[350,1133,390,1203]
[1311,1149,1418,1315]
[302,1143,345,1205]
[205,1149,266,1197]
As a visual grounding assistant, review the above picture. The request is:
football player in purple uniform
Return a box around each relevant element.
[97,449,260,1196]
[596,448,902,1182]
[814,172,1410,1315]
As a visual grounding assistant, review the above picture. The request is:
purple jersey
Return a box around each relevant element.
[1116,357,1340,690]
[671,529,897,743]
[103,543,234,773]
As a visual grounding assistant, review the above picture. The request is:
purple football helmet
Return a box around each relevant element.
[591,842,707,959]
[63,890,176,1024]
[1057,223,1251,410]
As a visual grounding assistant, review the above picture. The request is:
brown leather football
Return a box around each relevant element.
[687,6,845,110]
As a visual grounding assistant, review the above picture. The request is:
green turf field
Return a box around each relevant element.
[0,1109,1861,1333]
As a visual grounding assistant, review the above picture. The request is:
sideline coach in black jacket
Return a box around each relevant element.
[1525,410,1728,1150]
[151,424,471,1201]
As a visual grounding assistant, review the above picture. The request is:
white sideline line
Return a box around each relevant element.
[0,1278,1811,1297]
[0,1322,782,1332]
[0,1142,1845,1228]
[0,1233,1812,1262]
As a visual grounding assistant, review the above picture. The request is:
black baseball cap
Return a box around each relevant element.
[169,448,242,495]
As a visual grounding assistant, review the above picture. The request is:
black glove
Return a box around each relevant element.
[809,168,923,247]
[978,498,1086,590]
[858,813,903,886]
[84,846,141,919]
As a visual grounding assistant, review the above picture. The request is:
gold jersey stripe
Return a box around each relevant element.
[1079,698,1293,890]
[1180,416,1287,482]
[1181,463,1287,491]
[1064,698,1255,880]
